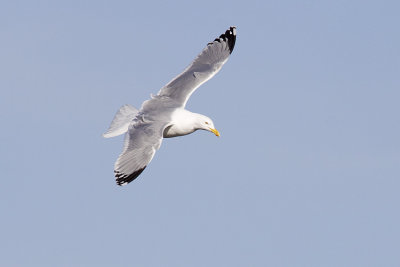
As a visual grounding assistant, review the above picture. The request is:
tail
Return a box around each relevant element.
[103,104,139,138]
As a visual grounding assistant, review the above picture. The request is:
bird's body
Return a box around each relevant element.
[104,26,236,185]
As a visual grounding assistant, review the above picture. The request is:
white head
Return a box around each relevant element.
[195,114,220,137]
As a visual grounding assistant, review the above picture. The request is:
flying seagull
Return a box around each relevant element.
[104,26,236,186]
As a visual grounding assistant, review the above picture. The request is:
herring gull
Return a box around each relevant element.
[104,26,236,186]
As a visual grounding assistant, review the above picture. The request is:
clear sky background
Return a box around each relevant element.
[1,0,399,266]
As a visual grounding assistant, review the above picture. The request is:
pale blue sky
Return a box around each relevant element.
[1,0,400,266]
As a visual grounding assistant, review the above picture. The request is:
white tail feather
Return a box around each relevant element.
[103,104,139,138]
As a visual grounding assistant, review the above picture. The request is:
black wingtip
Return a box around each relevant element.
[114,167,147,186]
[208,26,237,54]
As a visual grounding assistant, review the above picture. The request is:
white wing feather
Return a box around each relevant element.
[113,120,168,186]
[157,26,236,107]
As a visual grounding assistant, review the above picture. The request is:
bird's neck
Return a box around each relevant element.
[163,109,200,138]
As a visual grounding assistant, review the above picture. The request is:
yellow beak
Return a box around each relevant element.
[210,128,220,137]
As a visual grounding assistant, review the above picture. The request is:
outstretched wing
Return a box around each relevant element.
[157,26,236,107]
[114,120,168,186]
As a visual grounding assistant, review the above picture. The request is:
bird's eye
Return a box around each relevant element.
[205,121,209,125]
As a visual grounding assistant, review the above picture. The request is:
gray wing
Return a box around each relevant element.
[157,26,236,107]
[114,119,168,186]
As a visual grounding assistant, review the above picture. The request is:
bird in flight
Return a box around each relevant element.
[104,26,237,186]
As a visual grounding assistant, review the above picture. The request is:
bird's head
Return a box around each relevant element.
[196,114,220,137]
